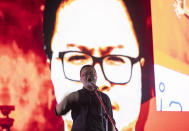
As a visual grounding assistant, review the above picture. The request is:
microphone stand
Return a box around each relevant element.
[94,88,118,131]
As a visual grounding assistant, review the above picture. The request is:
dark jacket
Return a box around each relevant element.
[55,88,115,131]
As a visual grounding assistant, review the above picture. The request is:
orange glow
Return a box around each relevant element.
[144,97,189,131]
[65,120,72,131]
[99,86,111,92]
[151,0,189,75]
[0,43,55,130]
[154,49,189,75]
[0,0,66,130]
[121,119,137,131]
[140,57,145,67]
[40,5,45,12]
[112,101,120,111]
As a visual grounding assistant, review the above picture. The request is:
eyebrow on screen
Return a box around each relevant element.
[66,43,124,56]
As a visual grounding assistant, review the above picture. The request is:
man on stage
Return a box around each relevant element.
[55,65,116,131]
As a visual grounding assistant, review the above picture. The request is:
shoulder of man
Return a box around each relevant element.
[99,91,111,105]
[67,91,80,103]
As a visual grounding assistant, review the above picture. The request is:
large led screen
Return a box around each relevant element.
[2,0,188,131]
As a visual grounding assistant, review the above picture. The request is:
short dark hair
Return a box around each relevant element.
[80,65,94,77]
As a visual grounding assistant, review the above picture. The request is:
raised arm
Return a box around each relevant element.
[55,91,79,116]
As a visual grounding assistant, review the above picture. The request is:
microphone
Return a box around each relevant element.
[88,81,98,90]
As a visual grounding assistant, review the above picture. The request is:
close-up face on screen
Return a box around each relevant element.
[50,0,142,130]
